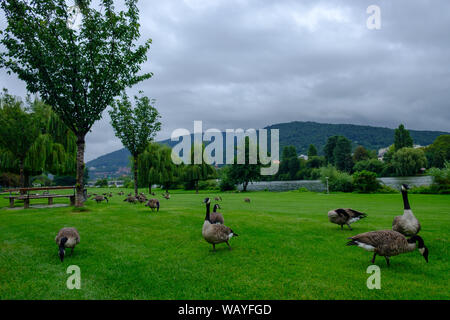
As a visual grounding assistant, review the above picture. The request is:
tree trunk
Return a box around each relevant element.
[148,183,152,194]
[133,155,138,197]
[19,159,25,189]
[243,181,248,192]
[75,136,86,207]
[195,180,199,194]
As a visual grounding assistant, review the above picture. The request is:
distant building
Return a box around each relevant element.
[298,155,308,161]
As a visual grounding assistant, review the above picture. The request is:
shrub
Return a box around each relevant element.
[198,179,219,190]
[298,187,310,193]
[309,168,322,180]
[377,184,398,194]
[392,147,427,176]
[352,170,380,193]
[427,162,450,192]
[353,159,385,176]
[320,165,354,192]
[219,167,236,191]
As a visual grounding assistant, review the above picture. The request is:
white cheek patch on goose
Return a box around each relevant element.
[228,233,234,239]
[419,248,425,254]
[356,242,375,251]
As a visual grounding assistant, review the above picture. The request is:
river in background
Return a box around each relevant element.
[240,176,433,192]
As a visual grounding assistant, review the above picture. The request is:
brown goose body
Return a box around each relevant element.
[244,198,251,203]
[124,196,138,204]
[55,227,80,262]
[347,230,428,266]
[55,228,80,248]
[93,195,108,203]
[328,208,367,230]
[392,185,421,236]
[210,204,224,224]
[145,199,160,212]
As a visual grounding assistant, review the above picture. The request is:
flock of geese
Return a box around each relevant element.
[55,184,427,267]
[328,184,428,267]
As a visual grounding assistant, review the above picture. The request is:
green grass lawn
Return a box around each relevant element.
[0,188,448,300]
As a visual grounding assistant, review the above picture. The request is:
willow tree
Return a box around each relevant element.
[0,91,76,187]
[109,93,161,197]
[1,0,151,206]
[183,144,216,194]
[139,143,179,193]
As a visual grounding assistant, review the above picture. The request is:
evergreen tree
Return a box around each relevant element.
[307,144,318,157]
[334,136,353,172]
[394,124,414,151]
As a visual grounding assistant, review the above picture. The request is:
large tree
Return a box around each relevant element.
[138,143,179,194]
[392,147,427,176]
[110,93,161,197]
[394,124,414,151]
[183,144,216,194]
[307,144,318,158]
[227,137,262,192]
[279,146,300,180]
[1,0,151,206]
[333,136,353,172]
[0,91,75,187]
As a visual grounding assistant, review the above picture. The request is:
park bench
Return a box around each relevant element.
[3,186,79,209]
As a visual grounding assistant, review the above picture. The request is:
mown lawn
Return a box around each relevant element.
[0,188,448,300]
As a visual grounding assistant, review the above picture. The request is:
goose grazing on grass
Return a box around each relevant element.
[392,184,421,236]
[210,202,224,224]
[214,196,222,201]
[202,198,238,251]
[244,198,251,203]
[163,193,170,200]
[55,228,80,262]
[347,230,428,267]
[145,199,160,212]
[328,208,367,230]
[93,195,108,203]
[124,196,138,204]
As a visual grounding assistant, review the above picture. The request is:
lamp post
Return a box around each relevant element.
[326,177,329,194]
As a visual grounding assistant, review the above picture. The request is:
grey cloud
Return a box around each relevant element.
[1,0,449,161]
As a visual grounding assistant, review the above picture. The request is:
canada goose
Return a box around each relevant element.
[124,196,138,204]
[93,195,108,203]
[137,194,147,203]
[347,230,428,267]
[210,202,224,224]
[145,199,160,212]
[163,193,170,200]
[118,191,124,196]
[328,208,367,230]
[214,196,222,201]
[244,198,251,203]
[202,198,238,251]
[392,184,421,236]
[55,228,80,262]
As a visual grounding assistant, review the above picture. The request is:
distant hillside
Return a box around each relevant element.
[87,121,448,178]
[266,121,448,154]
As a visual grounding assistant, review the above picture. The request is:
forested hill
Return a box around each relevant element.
[266,121,448,155]
[86,121,448,178]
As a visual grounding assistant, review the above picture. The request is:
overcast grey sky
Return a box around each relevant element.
[1,0,449,161]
